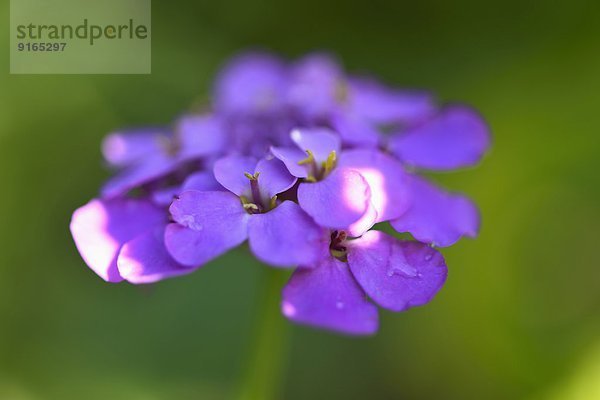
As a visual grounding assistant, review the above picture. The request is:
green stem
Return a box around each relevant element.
[236,268,290,400]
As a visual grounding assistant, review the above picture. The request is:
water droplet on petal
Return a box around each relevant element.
[387,262,419,279]
[336,301,345,310]
[424,253,433,261]
[178,215,202,231]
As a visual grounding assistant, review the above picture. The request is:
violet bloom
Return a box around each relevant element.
[282,229,447,335]
[101,114,225,199]
[286,53,436,147]
[70,198,195,284]
[331,75,490,249]
[286,53,490,247]
[71,165,224,284]
[386,105,491,247]
[165,156,326,268]
[214,52,289,117]
[150,169,224,207]
[271,127,410,236]
[71,115,227,284]
[213,53,296,157]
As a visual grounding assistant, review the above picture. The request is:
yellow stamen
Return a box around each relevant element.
[297,150,315,166]
[244,171,260,180]
[243,203,260,212]
[334,80,350,103]
[269,195,278,210]
[322,150,337,176]
[330,248,348,262]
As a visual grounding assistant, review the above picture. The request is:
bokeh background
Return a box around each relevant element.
[1,0,599,399]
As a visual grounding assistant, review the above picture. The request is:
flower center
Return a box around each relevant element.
[156,133,180,157]
[298,150,337,182]
[329,230,348,262]
[240,172,276,214]
[334,79,350,104]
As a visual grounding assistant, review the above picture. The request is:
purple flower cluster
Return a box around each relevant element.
[71,52,490,335]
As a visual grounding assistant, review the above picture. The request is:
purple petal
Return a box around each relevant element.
[287,53,343,120]
[347,230,447,312]
[214,52,288,115]
[389,105,491,170]
[101,155,179,199]
[182,171,222,192]
[297,168,371,230]
[101,129,166,168]
[281,257,379,335]
[165,191,249,266]
[118,227,195,284]
[70,198,165,282]
[338,149,411,222]
[248,201,327,268]
[270,146,309,178]
[348,77,436,125]
[151,186,181,207]
[390,175,480,247]
[151,171,223,207]
[346,201,378,238]
[254,157,297,199]
[213,155,257,197]
[225,114,296,158]
[290,127,341,164]
[176,115,225,160]
[330,111,381,148]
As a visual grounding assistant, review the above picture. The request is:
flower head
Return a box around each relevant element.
[70,50,490,335]
[165,156,326,268]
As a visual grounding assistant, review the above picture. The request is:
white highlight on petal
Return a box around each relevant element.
[116,254,141,278]
[347,202,378,237]
[341,169,371,213]
[70,200,119,281]
[351,168,387,219]
[290,128,303,144]
[102,134,128,165]
[282,301,297,317]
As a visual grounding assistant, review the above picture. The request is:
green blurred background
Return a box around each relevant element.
[1,0,599,399]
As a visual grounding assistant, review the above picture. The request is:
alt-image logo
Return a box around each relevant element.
[10,0,151,74]
[16,19,149,46]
